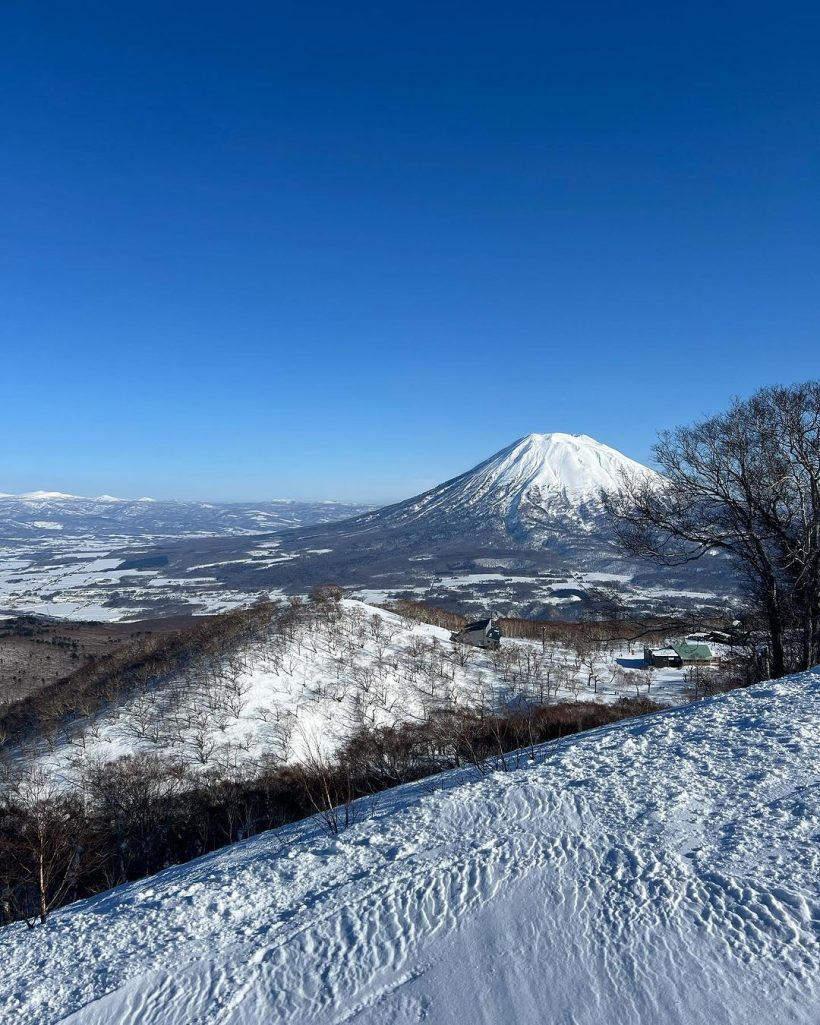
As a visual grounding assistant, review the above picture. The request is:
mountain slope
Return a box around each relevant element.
[4,670,819,1024]
[354,432,656,542]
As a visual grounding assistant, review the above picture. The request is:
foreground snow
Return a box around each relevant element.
[3,671,819,1024]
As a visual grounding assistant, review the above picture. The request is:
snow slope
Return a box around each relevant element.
[3,670,819,1024]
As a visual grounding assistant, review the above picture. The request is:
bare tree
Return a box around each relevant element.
[294,734,362,835]
[0,766,96,925]
[604,381,820,677]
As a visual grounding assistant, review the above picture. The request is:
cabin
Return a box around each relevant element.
[672,641,715,665]
[451,616,502,650]
[643,646,683,669]
[644,641,716,668]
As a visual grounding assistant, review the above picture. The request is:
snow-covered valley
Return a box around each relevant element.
[0,494,372,620]
[3,668,818,1024]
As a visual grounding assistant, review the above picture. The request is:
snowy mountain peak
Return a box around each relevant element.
[15,490,83,501]
[481,432,655,502]
[370,431,657,543]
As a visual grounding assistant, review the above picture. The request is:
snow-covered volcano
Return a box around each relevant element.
[481,432,654,502]
[363,432,656,543]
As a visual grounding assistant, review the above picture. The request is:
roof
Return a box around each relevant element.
[673,641,713,661]
[462,618,493,633]
[647,647,679,657]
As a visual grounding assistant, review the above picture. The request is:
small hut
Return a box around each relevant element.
[643,646,683,669]
[451,616,502,650]
[644,641,716,668]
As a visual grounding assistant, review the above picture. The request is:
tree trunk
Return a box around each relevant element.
[765,596,786,679]
[38,854,47,923]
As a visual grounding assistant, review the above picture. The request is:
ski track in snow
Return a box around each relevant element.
[3,673,820,1024]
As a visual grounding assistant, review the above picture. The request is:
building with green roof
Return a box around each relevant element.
[672,641,714,664]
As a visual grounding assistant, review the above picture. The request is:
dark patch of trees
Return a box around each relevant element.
[386,600,467,633]
[387,598,696,649]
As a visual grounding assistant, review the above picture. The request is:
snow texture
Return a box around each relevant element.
[3,669,819,1024]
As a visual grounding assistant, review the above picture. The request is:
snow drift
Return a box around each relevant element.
[2,668,818,1024]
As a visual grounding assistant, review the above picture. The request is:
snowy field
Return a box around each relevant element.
[0,494,369,620]
[0,535,727,624]
[19,601,705,782]
[0,535,295,621]
[2,669,818,1024]
[350,570,725,616]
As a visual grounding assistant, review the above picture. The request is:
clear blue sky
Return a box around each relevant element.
[2,2,818,502]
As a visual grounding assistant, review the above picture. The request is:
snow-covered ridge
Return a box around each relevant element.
[22,599,696,782]
[3,491,133,502]
[4,669,819,1024]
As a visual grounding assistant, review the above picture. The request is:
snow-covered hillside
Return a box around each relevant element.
[22,600,697,782]
[3,670,818,1024]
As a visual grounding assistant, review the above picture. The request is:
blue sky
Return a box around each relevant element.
[2,2,819,502]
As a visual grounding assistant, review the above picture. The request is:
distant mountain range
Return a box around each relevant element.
[0,493,374,539]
